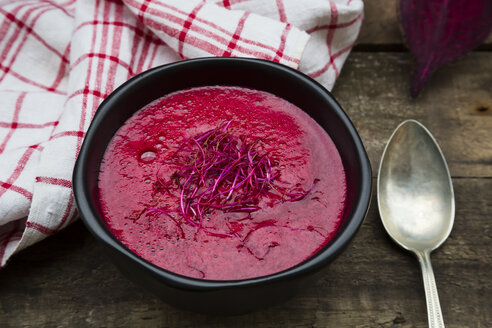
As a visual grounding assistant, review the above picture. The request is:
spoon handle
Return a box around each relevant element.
[417,251,445,328]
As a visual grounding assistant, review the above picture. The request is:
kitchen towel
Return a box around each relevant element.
[0,0,363,266]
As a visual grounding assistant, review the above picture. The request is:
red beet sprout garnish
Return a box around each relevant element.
[157,120,316,235]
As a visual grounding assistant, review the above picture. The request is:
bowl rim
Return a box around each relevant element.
[73,57,372,290]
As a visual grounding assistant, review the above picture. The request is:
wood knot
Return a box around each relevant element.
[476,105,489,113]
[393,312,406,324]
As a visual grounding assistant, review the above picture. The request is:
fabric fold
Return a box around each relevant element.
[0,0,363,266]
[123,0,311,68]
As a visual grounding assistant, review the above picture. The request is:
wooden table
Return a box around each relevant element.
[1,1,491,326]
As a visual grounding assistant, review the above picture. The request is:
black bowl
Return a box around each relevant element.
[73,57,371,315]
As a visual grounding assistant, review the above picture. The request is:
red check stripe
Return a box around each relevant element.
[0,145,39,199]
[0,6,70,64]
[0,2,48,75]
[218,0,249,7]
[326,2,339,76]
[50,130,85,140]
[276,0,287,22]
[0,62,65,93]
[306,13,363,34]
[104,3,124,95]
[49,43,71,91]
[0,121,58,128]
[25,195,75,234]
[308,2,341,78]
[136,30,153,73]
[54,191,73,231]
[177,1,206,59]
[137,0,151,21]
[77,0,102,158]
[25,192,74,234]
[73,20,164,80]
[0,181,32,200]
[35,176,72,188]
[43,0,75,18]
[26,221,55,234]
[74,20,163,44]
[0,92,26,153]
[10,130,82,154]
[0,6,62,87]
[91,0,112,119]
[127,20,144,79]
[66,88,106,104]
[222,0,231,9]
[70,53,135,76]
[129,0,300,64]
[144,15,244,59]
[309,42,354,79]
[222,11,249,56]
[134,9,298,64]
[0,2,24,41]
[145,40,160,70]
[273,24,291,63]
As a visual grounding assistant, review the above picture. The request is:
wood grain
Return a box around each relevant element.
[358,0,492,49]
[333,52,492,178]
[1,5,492,326]
[0,178,490,327]
[1,52,491,325]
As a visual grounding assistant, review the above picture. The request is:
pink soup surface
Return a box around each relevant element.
[98,86,346,280]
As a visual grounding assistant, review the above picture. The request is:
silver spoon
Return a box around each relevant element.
[377,120,455,328]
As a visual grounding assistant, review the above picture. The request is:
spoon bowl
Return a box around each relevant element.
[378,120,455,327]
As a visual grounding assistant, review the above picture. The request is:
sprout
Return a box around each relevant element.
[154,120,317,237]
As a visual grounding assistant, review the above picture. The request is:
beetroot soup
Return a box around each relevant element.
[98,86,346,280]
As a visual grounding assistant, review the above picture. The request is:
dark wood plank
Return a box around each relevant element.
[358,0,492,48]
[0,178,490,327]
[1,45,491,328]
[1,51,491,327]
[333,52,492,178]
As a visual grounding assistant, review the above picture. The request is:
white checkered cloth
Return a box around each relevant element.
[0,0,363,266]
